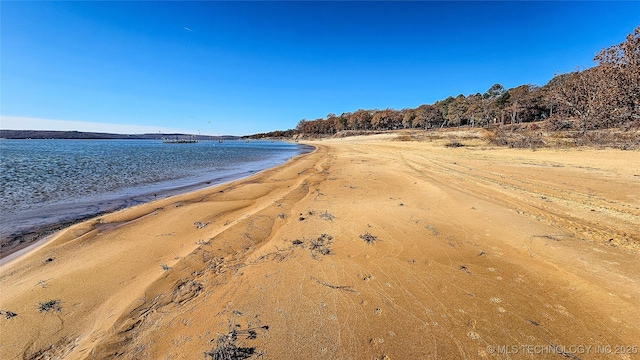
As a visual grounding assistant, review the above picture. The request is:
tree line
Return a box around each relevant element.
[247,26,638,139]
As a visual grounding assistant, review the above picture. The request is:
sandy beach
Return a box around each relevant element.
[1,132,639,359]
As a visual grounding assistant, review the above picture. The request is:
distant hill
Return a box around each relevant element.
[0,130,238,141]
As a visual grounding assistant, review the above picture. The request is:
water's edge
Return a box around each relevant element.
[0,143,314,260]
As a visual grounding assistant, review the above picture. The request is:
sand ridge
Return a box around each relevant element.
[1,135,639,359]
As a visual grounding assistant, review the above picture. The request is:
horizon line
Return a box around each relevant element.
[0,116,238,137]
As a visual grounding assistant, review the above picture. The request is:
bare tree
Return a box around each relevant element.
[552,68,605,133]
[594,25,640,127]
[402,109,416,129]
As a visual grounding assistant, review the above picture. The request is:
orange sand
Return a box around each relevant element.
[1,133,638,359]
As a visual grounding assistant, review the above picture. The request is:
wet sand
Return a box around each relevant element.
[1,132,638,359]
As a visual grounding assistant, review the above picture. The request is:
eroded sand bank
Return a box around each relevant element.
[1,134,638,359]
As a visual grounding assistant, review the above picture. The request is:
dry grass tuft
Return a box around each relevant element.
[204,333,255,360]
[445,139,464,148]
[38,299,61,313]
[359,232,378,244]
[204,322,269,360]
[309,234,333,259]
[1,310,18,319]
[318,211,336,221]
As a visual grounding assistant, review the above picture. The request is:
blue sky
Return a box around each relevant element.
[1,1,639,136]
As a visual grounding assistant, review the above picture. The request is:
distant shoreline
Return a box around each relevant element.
[0,129,240,141]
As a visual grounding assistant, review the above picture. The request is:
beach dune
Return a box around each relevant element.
[1,134,639,359]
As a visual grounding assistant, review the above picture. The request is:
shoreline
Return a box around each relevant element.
[0,142,314,260]
[1,147,317,268]
[1,134,638,359]
[0,232,57,267]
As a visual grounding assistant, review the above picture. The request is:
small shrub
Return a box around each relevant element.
[445,140,464,148]
[1,310,18,319]
[359,232,378,244]
[194,221,210,229]
[204,333,255,360]
[309,234,333,259]
[38,299,61,313]
[204,323,268,360]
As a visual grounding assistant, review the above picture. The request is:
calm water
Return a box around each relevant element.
[0,139,308,240]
